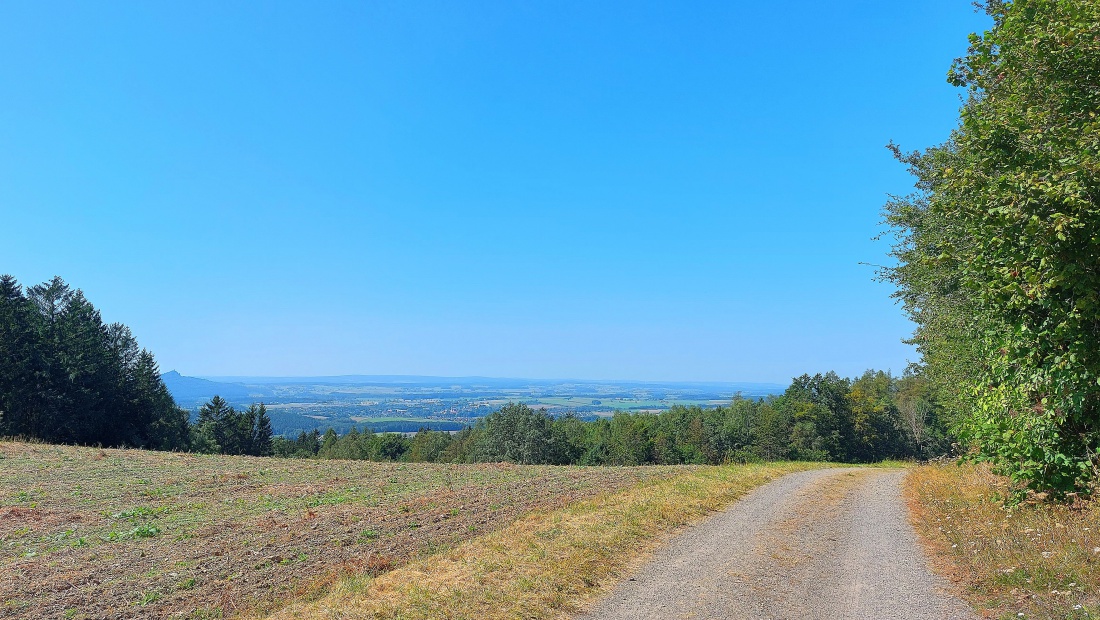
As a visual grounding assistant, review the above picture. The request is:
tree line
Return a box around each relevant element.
[881,0,1100,497]
[0,275,948,465]
[272,370,950,465]
[0,276,273,456]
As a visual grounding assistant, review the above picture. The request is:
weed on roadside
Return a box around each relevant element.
[907,463,1100,619]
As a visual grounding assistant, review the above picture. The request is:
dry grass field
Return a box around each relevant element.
[906,463,1100,620]
[0,441,679,619]
[0,441,816,620]
[267,461,820,620]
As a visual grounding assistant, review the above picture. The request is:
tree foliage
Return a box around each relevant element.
[0,275,286,458]
[192,397,274,456]
[279,370,948,466]
[882,0,1100,496]
[0,275,189,450]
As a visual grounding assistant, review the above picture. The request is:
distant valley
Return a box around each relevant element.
[160,371,785,436]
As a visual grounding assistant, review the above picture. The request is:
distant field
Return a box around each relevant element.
[347,416,459,424]
[0,442,678,619]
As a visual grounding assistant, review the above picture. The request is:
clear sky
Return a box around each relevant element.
[0,1,990,383]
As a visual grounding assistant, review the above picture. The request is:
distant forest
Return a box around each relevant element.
[1,275,949,464]
[275,370,948,465]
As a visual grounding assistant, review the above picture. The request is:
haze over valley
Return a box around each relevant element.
[161,370,784,436]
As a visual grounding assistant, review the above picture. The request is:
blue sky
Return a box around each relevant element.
[0,2,989,382]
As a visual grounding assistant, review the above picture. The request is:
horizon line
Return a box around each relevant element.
[167,370,789,387]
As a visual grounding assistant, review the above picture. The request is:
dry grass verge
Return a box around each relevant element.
[264,461,822,620]
[906,462,1100,619]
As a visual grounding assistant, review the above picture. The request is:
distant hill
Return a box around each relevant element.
[160,371,255,407]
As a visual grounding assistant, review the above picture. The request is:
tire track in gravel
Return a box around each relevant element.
[577,468,976,620]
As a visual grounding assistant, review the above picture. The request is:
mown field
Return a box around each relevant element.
[1,442,819,620]
[0,442,682,619]
[907,463,1100,620]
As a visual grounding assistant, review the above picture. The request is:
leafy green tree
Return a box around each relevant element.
[437,426,478,463]
[895,371,951,459]
[549,413,589,464]
[406,428,453,462]
[373,433,409,461]
[785,402,827,461]
[317,427,367,459]
[474,403,563,464]
[782,373,853,461]
[721,397,762,461]
[288,372,948,467]
[576,418,612,465]
[605,412,653,465]
[846,371,906,462]
[882,0,1100,495]
[752,400,793,461]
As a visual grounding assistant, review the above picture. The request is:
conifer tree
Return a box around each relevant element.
[251,403,274,456]
[0,275,191,450]
[197,395,236,453]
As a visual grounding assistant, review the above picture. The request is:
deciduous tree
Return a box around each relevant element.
[883,0,1100,495]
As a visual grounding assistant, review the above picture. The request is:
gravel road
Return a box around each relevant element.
[578,468,976,620]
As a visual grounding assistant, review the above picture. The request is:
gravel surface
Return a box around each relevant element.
[577,468,976,620]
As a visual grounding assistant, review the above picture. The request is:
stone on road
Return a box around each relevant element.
[577,468,976,620]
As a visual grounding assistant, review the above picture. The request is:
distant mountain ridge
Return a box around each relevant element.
[160,371,254,406]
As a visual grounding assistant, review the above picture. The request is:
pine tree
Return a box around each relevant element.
[254,404,273,456]
[245,403,273,456]
[0,275,192,450]
[317,428,340,458]
[0,276,34,437]
[198,395,236,453]
[133,350,190,451]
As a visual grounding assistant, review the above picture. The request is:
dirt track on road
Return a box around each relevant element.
[577,468,976,620]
